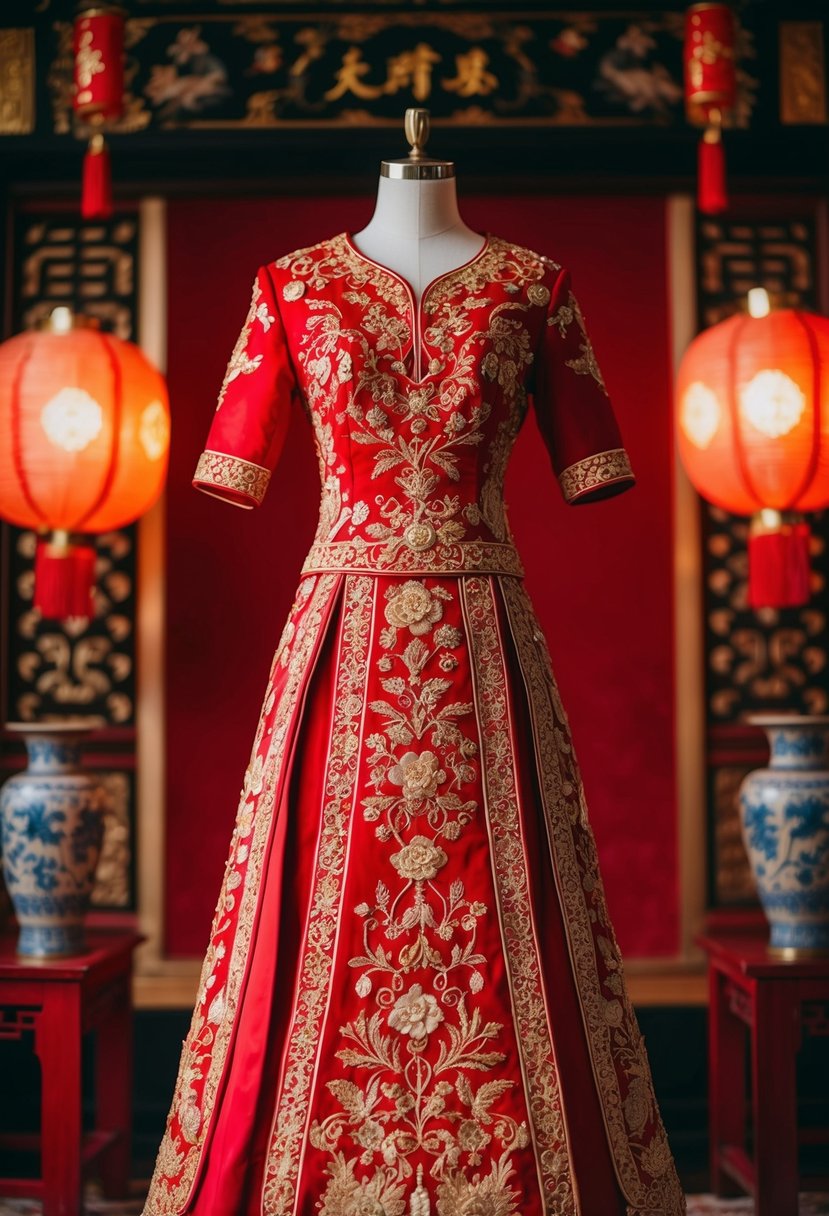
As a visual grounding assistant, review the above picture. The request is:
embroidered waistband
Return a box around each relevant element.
[300,538,525,578]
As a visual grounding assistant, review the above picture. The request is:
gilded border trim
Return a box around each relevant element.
[302,539,525,578]
[558,448,634,504]
[141,572,340,1215]
[261,574,375,1213]
[499,576,685,1216]
[462,575,576,1215]
[193,449,271,507]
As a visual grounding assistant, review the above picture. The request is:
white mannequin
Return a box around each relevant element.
[349,108,485,301]
[350,176,485,302]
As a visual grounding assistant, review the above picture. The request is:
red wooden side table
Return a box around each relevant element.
[697,927,829,1216]
[0,929,144,1216]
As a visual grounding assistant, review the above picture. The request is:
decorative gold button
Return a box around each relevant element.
[404,522,437,551]
[282,280,305,302]
[528,283,550,306]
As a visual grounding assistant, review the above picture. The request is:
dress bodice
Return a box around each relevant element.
[193,232,635,574]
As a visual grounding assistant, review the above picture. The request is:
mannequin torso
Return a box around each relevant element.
[350,176,484,301]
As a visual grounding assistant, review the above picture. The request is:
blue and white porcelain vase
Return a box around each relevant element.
[739,714,829,956]
[0,721,107,957]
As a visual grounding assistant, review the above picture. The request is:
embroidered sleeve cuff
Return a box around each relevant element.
[558,448,635,505]
[193,450,271,509]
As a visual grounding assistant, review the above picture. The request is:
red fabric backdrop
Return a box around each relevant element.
[164,195,677,957]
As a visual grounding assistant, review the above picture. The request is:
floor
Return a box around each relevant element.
[1,1187,828,1215]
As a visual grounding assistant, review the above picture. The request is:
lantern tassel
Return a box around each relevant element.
[82,132,113,220]
[698,123,727,215]
[34,534,97,620]
[748,513,811,610]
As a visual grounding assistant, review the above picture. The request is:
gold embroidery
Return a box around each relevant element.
[274,234,553,567]
[141,573,339,1215]
[479,386,529,544]
[157,231,672,1213]
[261,575,374,1214]
[549,289,608,395]
[558,448,634,504]
[193,449,271,505]
[216,275,268,409]
[499,576,685,1216]
[301,538,525,578]
[527,283,551,307]
[282,279,305,301]
[463,576,575,1213]
[301,578,534,1215]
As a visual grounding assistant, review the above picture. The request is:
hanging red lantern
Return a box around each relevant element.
[684,3,737,215]
[0,309,170,620]
[73,4,125,220]
[676,292,829,609]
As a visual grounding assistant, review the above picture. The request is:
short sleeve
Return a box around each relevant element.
[530,266,635,505]
[192,264,299,509]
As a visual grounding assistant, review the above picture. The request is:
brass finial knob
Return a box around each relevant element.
[380,107,452,179]
[404,108,430,161]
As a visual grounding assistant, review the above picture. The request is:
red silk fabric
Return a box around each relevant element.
[182,576,630,1215]
[164,195,677,959]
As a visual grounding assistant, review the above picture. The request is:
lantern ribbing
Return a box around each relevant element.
[790,310,822,510]
[677,303,829,608]
[0,314,170,620]
[725,312,763,511]
[75,330,123,532]
[9,335,45,526]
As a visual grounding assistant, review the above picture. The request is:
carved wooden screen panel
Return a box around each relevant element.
[0,210,141,911]
[697,214,828,907]
[44,10,758,133]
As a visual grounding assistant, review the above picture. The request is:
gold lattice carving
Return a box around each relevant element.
[0,29,35,135]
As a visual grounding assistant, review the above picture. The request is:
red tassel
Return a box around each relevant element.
[34,536,97,620]
[82,132,113,220]
[698,124,727,215]
[748,515,811,610]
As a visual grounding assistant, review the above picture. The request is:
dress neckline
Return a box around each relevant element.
[342,230,491,308]
[341,230,491,383]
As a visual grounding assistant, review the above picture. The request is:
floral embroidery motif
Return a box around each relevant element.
[274,234,552,570]
[387,983,444,1039]
[558,447,634,504]
[548,289,608,395]
[282,279,305,301]
[390,835,448,882]
[500,576,685,1215]
[547,299,575,337]
[193,449,271,505]
[527,283,550,307]
[254,300,274,331]
[144,232,682,1216]
[385,580,444,634]
[463,576,576,1214]
[141,573,339,1214]
[297,578,536,1216]
[301,539,526,578]
[216,275,268,409]
[261,575,375,1215]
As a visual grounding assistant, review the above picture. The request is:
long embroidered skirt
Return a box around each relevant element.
[143,572,685,1216]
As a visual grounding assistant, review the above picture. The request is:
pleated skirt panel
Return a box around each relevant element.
[147,571,682,1216]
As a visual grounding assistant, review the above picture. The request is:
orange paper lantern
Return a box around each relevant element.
[0,310,170,618]
[676,301,829,608]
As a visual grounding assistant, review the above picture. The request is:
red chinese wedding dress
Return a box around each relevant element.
[143,232,685,1216]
